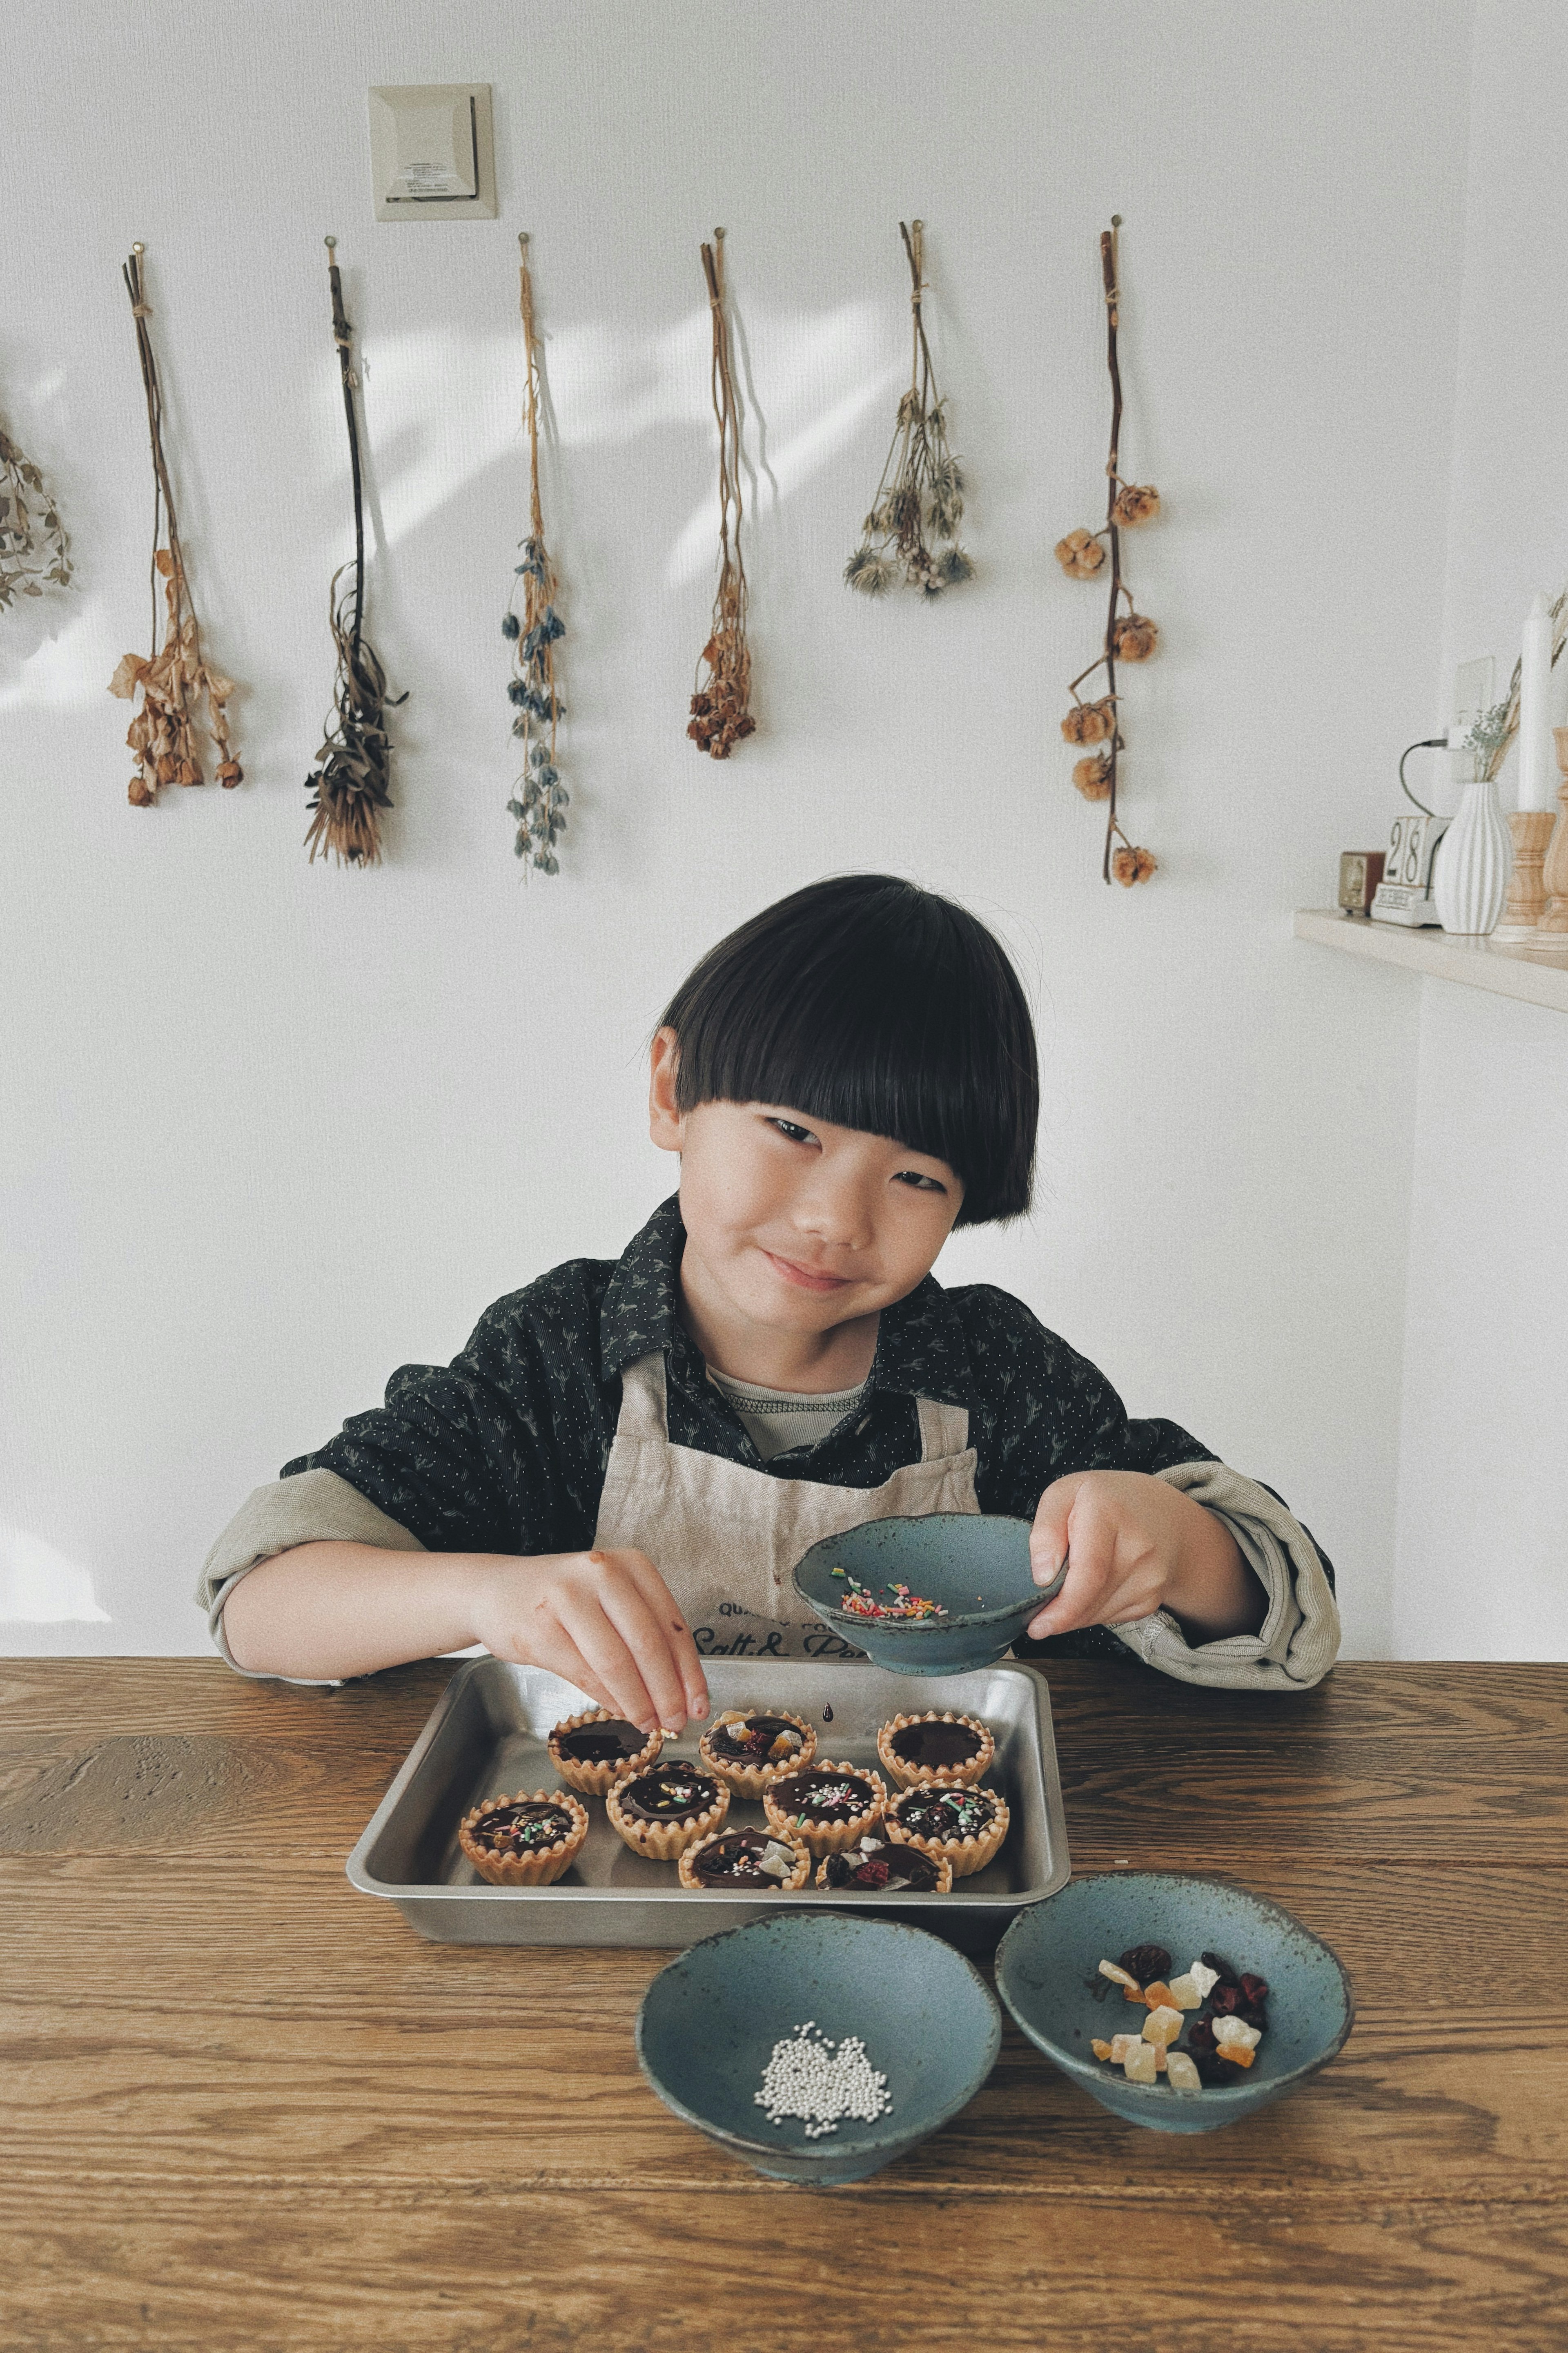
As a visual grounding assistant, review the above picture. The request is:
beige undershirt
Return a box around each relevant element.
[705,1366,870,1461]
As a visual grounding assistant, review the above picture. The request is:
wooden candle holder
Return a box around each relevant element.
[1495,810,1554,937]
[1539,728,1568,943]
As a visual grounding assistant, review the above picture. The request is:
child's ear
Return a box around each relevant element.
[648,1027,685,1153]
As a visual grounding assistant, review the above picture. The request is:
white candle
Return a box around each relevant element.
[1518,590,1553,811]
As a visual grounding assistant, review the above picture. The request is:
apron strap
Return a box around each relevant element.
[917,1396,970,1459]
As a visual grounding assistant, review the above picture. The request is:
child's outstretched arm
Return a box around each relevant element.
[223,1542,710,1736]
[1025,1470,1267,1645]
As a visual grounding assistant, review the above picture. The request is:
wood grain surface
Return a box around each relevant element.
[2,1659,1565,2351]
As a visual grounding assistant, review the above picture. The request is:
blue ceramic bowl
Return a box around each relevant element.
[792,1513,1062,1674]
[635,1910,1002,2184]
[995,1872,1354,2134]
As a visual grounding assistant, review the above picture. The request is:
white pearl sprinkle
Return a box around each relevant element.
[754,2022,893,2138]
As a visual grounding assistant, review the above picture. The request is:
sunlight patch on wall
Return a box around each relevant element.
[0,1525,112,1623]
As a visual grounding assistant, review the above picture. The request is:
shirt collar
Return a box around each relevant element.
[599,1192,975,1409]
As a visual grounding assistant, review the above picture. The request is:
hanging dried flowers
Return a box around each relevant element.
[688,230,755,759]
[110,246,241,806]
[846,220,972,599]
[1056,218,1160,885]
[504,234,568,872]
[304,238,404,867]
[0,419,71,612]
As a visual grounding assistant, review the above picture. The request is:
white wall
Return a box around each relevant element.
[0,0,1475,1660]
[1393,0,1568,1660]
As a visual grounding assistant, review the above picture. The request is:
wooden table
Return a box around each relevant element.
[2,1660,1565,2351]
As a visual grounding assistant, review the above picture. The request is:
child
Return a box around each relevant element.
[201,874,1338,1729]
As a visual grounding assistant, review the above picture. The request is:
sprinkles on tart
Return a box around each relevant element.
[605,1756,729,1862]
[457,1788,590,1887]
[546,1706,663,1798]
[815,1832,953,1894]
[875,1708,995,1791]
[762,1759,886,1858]
[698,1707,815,1799]
[884,1780,1009,1880]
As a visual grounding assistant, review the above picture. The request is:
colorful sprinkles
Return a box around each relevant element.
[830,1569,948,1622]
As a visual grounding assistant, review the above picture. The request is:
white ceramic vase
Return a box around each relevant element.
[1432,775,1513,936]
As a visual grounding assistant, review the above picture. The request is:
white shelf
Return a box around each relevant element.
[1294,909,1568,1012]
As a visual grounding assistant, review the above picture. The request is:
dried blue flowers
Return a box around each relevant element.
[846,221,972,600]
[0,417,71,615]
[505,234,568,873]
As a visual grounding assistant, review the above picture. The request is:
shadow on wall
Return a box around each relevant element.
[0,1526,112,1624]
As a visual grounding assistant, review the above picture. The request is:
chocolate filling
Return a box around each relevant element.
[615,1760,720,1823]
[889,1717,984,1769]
[893,1785,999,1842]
[769,1768,875,1824]
[553,1716,646,1764]
[470,1800,576,1854]
[708,1713,806,1766]
[823,1839,941,1892]
[690,1830,799,1886]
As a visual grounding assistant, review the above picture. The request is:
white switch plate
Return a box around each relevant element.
[368,84,497,222]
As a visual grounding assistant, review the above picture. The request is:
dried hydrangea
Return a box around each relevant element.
[0,422,71,613]
[846,221,973,599]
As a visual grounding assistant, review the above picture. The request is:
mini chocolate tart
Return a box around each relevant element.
[762,1760,886,1858]
[677,1826,811,1892]
[816,1833,953,1894]
[605,1757,728,1862]
[546,1707,663,1799]
[457,1788,589,1887]
[875,1708,996,1791]
[698,1707,816,1798]
[885,1781,1010,1880]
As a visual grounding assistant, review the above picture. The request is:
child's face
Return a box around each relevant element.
[650,1029,964,1338]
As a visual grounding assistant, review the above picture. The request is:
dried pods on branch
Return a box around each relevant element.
[304,238,404,867]
[504,234,569,871]
[1055,219,1160,885]
[688,229,755,758]
[846,220,972,599]
[0,419,71,613]
[110,245,241,806]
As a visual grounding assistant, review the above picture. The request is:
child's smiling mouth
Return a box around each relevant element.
[761,1250,855,1294]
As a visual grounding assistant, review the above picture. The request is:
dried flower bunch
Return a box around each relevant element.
[109,246,241,806]
[1056,219,1159,885]
[0,419,71,613]
[1463,587,1568,784]
[846,221,973,599]
[304,239,404,866]
[503,234,569,872]
[688,229,755,759]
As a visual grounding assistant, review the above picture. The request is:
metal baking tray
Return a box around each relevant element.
[348,1657,1070,1952]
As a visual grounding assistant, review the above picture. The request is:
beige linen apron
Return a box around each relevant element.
[593,1353,980,1660]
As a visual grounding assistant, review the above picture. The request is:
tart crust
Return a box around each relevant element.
[677,1827,811,1892]
[546,1706,663,1799]
[605,1768,729,1862]
[697,1706,817,1799]
[762,1759,887,1858]
[814,1843,953,1894]
[875,1708,996,1791]
[884,1785,1010,1880]
[458,1788,590,1887]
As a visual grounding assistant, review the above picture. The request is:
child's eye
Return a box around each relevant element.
[768,1118,816,1145]
[895,1170,946,1193]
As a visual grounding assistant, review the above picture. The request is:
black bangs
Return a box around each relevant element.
[658,876,1038,1226]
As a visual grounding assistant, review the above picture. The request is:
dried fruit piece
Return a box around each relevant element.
[1141,1981,1176,2011]
[1109,2034,1143,2065]
[1166,1973,1202,2011]
[1239,1974,1271,2006]
[1098,1959,1140,1990]
[1201,1951,1239,1987]
[1212,2016,1261,2052]
[1154,2045,1168,2074]
[1118,1945,1172,1984]
[1216,2043,1256,2069]
[1165,2051,1201,2092]
[1091,2038,1114,2062]
[1142,2005,1183,2048]
[1187,1960,1221,2001]
[1122,2039,1158,2084]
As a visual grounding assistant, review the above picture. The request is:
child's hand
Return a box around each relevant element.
[471,1547,710,1736]
[1026,1470,1265,1644]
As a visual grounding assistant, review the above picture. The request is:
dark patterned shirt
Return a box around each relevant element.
[282,1194,1328,1663]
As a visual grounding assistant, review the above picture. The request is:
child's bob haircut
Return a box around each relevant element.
[659,875,1038,1226]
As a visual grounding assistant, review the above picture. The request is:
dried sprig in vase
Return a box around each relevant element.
[688,230,755,758]
[1056,218,1159,885]
[503,234,569,871]
[0,419,72,612]
[110,245,241,806]
[304,238,404,867]
[846,220,972,599]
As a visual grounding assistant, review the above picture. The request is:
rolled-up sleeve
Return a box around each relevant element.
[196,1468,425,1684]
[1108,1461,1341,1691]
